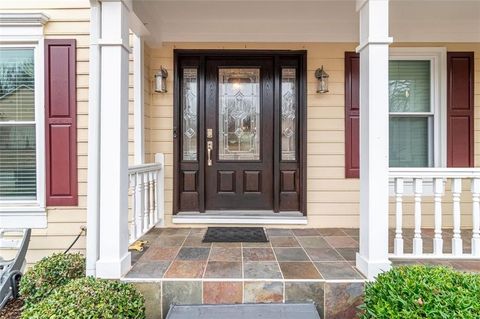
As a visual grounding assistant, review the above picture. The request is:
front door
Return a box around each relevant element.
[174,51,306,215]
[205,58,274,211]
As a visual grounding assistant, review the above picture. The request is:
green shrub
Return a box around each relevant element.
[359,265,480,318]
[19,253,85,307]
[22,277,145,319]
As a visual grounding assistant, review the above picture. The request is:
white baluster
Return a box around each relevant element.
[471,178,480,256]
[143,172,150,233]
[394,178,404,255]
[413,178,423,255]
[452,178,463,255]
[433,178,444,255]
[129,173,137,243]
[135,172,145,240]
[153,169,159,224]
[149,171,155,227]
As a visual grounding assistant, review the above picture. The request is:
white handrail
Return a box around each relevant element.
[127,155,164,244]
[389,168,480,260]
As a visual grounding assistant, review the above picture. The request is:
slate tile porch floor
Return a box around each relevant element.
[124,228,480,319]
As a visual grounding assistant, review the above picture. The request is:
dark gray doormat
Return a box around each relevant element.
[202,227,268,243]
[166,303,321,319]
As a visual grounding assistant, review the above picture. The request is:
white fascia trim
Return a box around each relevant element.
[0,13,49,26]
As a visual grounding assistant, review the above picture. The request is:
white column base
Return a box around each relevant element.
[393,238,403,255]
[413,238,423,255]
[356,253,391,281]
[472,238,480,256]
[452,238,463,255]
[96,252,131,279]
[433,238,443,255]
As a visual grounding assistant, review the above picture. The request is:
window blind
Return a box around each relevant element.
[0,48,36,199]
[389,60,431,167]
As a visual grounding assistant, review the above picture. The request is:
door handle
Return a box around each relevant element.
[207,141,213,166]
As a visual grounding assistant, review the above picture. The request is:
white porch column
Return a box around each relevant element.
[95,0,131,278]
[133,34,145,165]
[355,0,393,280]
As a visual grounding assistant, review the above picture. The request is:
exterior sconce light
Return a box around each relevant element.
[154,67,168,93]
[315,66,329,93]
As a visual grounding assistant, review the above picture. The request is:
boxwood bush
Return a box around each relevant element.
[359,265,480,318]
[22,277,145,319]
[19,253,85,307]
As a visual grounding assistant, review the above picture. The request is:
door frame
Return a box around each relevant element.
[173,49,307,216]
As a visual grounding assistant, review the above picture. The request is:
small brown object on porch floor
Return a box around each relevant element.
[128,240,148,252]
[0,297,24,319]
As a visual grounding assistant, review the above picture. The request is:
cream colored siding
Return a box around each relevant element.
[1,1,91,265]
[147,42,479,229]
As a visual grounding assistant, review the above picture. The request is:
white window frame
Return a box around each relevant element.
[0,13,49,228]
[389,47,447,168]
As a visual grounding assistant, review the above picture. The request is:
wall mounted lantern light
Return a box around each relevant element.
[315,66,329,93]
[154,67,168,93]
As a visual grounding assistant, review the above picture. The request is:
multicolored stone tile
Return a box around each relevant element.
[318,228,348,236]
[159,228,191,236]
[324,282,364,319]
[274,248,309,261]
[243,247,276,262]
[244,281,283,303]
[292,229,320,236]
[183,235,212,247]
[285,282,325,316]
[209,247,242,262]
[203,282,243,304]
[162,281,201,318]
[164,260,206,278]
[242,241,272,247]
[335,248,357,261]
[140,247,179,261]
[314,262,364,280]
[279,262,322,279]
[211,242,242,248]
[151,235,187,247]
[243,262,283,279]
[296,236,330,248]
[305,248,344,261]
[324,236,358,249]
[132,282,162,319]
[266,228,293,236]
[204,261,242,278]
[270,236,301,247]
[125,261,171,279]
[176,247,210,260]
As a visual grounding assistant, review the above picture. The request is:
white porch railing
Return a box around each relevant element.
[389,168,480,259]
[127,154,165,244]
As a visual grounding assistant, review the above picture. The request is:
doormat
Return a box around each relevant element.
[203,227,268,243]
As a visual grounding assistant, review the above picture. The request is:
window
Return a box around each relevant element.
[0,48,37,200]
[389,48,446,168]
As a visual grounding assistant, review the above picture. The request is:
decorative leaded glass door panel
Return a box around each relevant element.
[205,58,274,210]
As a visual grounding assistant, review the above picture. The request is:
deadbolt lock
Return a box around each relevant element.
[207,128,213,139]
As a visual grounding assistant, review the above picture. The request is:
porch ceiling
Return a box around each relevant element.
[132,0,480,46]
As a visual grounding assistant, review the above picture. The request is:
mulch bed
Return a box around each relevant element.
[0,298,23,319]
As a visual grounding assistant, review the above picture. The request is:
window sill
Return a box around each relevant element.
[0,206,47,228]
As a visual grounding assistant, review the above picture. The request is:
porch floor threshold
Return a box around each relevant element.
[173,211,307,225]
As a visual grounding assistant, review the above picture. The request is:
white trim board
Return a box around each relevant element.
[173,214,308,225]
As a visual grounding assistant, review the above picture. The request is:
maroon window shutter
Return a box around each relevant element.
[447,52,474,168]
[345,52,360,178]
[45,39,77,206]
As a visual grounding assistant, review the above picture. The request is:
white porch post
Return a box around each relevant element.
[95,0,131,278]
[133,34,145,165]
[355,0,393,280]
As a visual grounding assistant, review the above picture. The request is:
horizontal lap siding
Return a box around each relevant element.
[0,2,91,266]
[148,42,479,229]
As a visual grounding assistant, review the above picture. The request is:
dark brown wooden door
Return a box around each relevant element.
[204,57,274,210]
